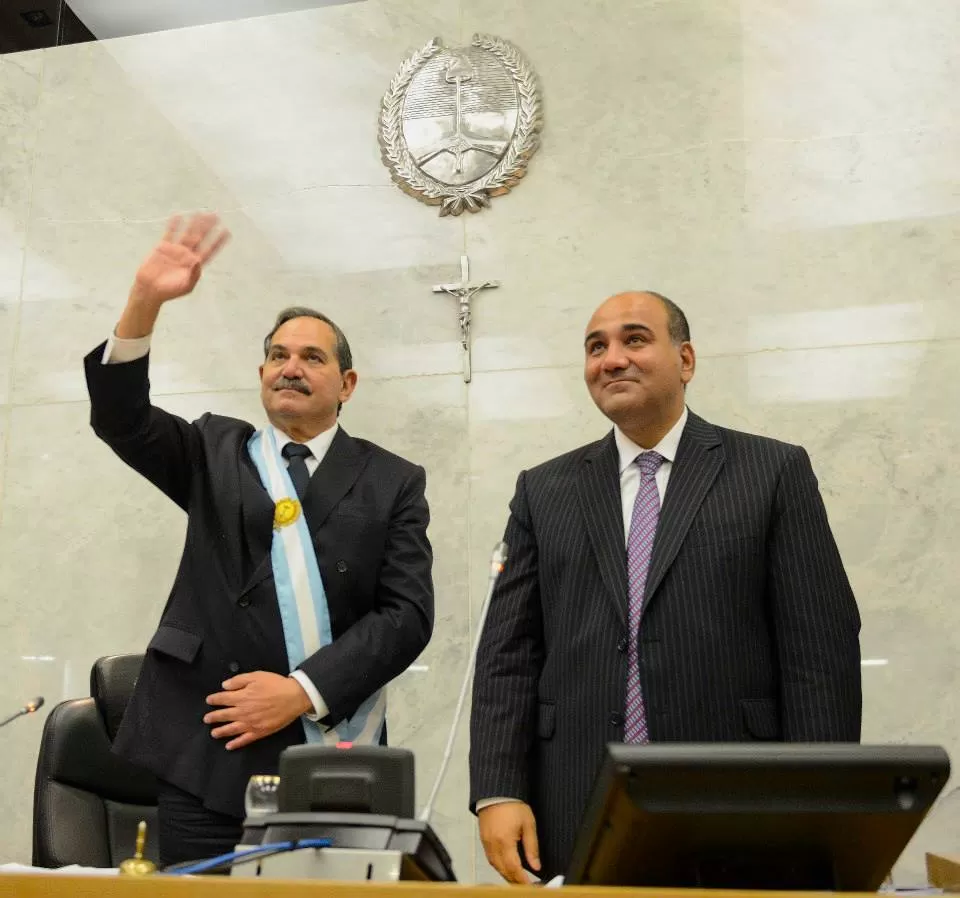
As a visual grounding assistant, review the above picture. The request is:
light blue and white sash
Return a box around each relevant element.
[247,427,386,745]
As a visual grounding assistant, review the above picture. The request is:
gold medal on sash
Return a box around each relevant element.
[274,498,301,529]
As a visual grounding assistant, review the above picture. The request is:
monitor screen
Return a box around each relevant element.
[566,743,950,891]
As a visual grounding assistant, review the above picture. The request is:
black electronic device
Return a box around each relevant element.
[566,743,950,891]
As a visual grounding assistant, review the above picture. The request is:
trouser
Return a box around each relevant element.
[157,780,244,871]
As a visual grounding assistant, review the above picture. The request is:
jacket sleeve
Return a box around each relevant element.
[469,470,544,810]
[767,445,862,741]
[84,342,202,511]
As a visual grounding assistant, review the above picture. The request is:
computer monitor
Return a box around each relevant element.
[565,743,950,891]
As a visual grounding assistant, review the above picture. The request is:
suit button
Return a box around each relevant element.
[228,661,240,674]
[336,561,348,573]
[238,597,250,608]
[616,636,628,653]
[609,712,624,727]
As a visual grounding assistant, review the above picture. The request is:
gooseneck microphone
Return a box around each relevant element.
[419,542,508,823]
[0,696,45,729]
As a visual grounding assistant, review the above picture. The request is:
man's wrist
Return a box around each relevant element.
[287,676,313,716]
[288,670,328,721]
[127,282,165,308]
[115,286,163,339]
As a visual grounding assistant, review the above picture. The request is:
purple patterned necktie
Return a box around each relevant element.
[625,451,665,744]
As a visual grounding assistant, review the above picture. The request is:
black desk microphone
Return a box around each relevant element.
[0,696,44,729]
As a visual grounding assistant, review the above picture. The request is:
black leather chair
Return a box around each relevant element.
[32,654,159,867]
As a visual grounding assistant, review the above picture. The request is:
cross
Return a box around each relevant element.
[432,255,500,383]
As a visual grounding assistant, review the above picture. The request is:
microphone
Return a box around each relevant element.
[0,696,45,729]
[419,542,508,822]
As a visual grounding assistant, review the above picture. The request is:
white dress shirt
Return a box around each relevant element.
[614,405,688,539]
[477,407,689,811]
[103,331,334,723]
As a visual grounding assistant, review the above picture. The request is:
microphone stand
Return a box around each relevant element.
[419,542,508,822]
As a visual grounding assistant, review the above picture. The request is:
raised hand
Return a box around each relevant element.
[132,212,230,306]
[116,212,231,340]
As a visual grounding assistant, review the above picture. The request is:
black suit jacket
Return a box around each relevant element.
[469,411,861,877]
[84,345,434,817]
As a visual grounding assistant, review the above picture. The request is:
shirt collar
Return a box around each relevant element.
[271,421,339,464]
[614,406,689,475]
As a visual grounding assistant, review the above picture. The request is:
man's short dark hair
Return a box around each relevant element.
[263,307,353,371]
[645,291,691,345]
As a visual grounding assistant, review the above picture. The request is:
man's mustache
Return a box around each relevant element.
[273,377,311,395]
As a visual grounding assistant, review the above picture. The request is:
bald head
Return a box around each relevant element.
[590,291,690,346]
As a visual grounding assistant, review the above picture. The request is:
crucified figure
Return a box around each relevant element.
[432,255,500,382]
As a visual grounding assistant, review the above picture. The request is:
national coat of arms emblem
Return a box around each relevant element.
[378,34,544,216]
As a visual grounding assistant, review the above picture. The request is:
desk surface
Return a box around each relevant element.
[0,876,885,898]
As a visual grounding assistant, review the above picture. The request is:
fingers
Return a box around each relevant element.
[180,212,219,251]
[162,214,182,243]
[520,811,541,873]
[162,211,229,265]
[203,672,269,749]
[500,842,529,884]
[205,690,238,707]
[210,721,245,739]
[210,721,260,750]
[199,227,231,265]
[482,838,524,884]
[225,732,257,751]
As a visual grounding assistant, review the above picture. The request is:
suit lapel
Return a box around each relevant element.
[301,427,370,535]
[577,433,629,627]
[238,436,277,598]
[643,411,724,610]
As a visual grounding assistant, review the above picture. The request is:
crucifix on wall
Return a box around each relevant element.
[432,255,500,383]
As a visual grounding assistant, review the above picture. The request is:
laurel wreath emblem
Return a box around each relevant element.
[378,34,543,216]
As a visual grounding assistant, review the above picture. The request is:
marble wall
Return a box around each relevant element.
[0,0,958,883]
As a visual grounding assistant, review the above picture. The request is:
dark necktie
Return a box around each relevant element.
[281,442,313,500]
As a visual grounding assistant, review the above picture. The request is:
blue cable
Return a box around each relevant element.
[166,838,333,876]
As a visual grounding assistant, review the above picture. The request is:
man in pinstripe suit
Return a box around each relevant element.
[469,291,862,883]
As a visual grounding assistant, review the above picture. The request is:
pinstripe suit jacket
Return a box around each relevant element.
[468,410,861,878]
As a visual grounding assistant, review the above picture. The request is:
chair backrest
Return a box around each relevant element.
[32,654,159,868]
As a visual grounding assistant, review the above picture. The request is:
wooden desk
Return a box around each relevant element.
[0,878,882,898]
